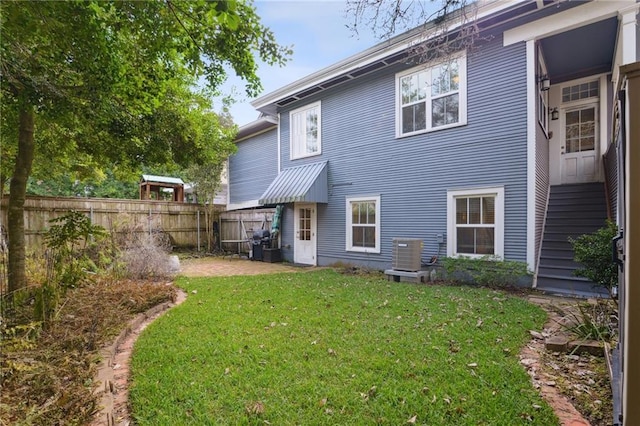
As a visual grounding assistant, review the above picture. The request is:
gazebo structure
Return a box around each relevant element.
[139,174,185,202]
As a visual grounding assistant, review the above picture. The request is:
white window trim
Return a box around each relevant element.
[537,45,549,136]
[345,195,381,253]
[395,53,467,138]
[289,101,322,160]
[446,186,504,259]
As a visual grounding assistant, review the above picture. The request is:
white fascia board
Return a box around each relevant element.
[503,1,631,46]
[252,0,524,111]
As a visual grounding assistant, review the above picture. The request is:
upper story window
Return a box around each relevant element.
[290,101,321,160]
[396,55,467,137]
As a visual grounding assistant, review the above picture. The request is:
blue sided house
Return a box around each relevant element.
[227,0,639,298]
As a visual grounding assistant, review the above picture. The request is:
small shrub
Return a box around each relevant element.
[442,256,531,287]
[569,220,618,297]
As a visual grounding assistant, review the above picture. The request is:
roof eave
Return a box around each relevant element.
[251,0,528,114]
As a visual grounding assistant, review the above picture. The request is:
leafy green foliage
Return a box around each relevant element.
[26,170,139,199]
[130,270,556,424]
[442,256,531,287]
[569,220,618,293]
[2,0,290,291]
[32,212,107,323]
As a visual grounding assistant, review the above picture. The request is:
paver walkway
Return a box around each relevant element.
[179,256,305,277]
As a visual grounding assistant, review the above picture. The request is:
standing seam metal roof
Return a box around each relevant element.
[259,161,328,205]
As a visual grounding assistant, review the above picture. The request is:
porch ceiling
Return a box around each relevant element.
[540,17,618,84]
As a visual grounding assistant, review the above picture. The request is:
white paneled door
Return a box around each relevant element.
[294,203,316,265]
[561,104,599,184]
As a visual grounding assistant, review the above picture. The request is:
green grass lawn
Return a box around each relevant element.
[129,270,557,425]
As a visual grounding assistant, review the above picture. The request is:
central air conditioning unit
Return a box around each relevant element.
[392,238,423,272]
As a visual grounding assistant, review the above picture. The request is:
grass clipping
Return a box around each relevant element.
[0,277,176,426]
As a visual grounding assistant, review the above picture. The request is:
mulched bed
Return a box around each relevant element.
[1,278,175,426]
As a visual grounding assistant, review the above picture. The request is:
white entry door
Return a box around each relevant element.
[294,203,317,265]
[561,104,599,184]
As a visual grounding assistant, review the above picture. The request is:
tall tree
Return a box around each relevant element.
[0,0,291,292]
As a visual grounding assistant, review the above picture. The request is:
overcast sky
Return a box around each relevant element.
[219,0,380,126]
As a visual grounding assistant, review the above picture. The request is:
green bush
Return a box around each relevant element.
[569,220,618,296]
[442,256,531,287]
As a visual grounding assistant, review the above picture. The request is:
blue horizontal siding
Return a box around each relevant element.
[211,33,526,269]
[275,35,530,269]
[229,129,278,204]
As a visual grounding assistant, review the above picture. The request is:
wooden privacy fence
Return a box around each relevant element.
[0,195,212,250]
[219,209,275,254]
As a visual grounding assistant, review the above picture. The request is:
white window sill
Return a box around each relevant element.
[291,151,322,161]
[396,120,467,139]
[346,247,380,254]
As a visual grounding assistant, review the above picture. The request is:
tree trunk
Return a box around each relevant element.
[8,104,35,293]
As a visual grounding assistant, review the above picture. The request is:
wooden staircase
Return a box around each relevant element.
[536,183,609,298]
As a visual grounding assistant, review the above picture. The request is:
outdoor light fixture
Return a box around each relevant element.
[539,75,550,91]
[550,107,559,121]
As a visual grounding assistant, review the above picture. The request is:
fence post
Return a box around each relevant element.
[197,210,201,252]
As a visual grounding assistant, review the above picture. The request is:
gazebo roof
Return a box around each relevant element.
[140,174,184,185]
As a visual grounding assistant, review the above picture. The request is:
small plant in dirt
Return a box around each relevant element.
[442,256,531,287]
[569,220,618,299]
[563,299,618,342]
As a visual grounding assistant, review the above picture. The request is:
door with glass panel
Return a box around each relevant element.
[294,203,316,265]
[561,104,599,184]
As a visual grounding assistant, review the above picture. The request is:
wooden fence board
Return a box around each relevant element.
[0,196,211,250]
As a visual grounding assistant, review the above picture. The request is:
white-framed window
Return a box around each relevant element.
[446,186,504,258]
[290,101,321,160]
[537,46,549,135]
[396,54,467,137]
[346,195,381,253]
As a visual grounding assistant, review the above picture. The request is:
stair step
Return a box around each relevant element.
[544,223,604,236]
[541,241,573,250]
[537,183,609,299]
[550,183,605,193]
[536,274,609,298]
[544,208,607,218]
[539,256,581,268]
[540,248,574,258]
[544,217,607,227]
[538,265,582,278]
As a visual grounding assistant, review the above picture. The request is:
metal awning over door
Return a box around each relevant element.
[259,161,328,205]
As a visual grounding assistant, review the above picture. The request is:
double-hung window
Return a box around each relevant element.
[447,187,504,258]
[290,101,321,159]
[346,196,381,253]
[396,55,466,137]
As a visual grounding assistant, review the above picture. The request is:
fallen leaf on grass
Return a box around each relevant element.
[467,363,478,368]
[407,415,417,423]
[246,401,265,415]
